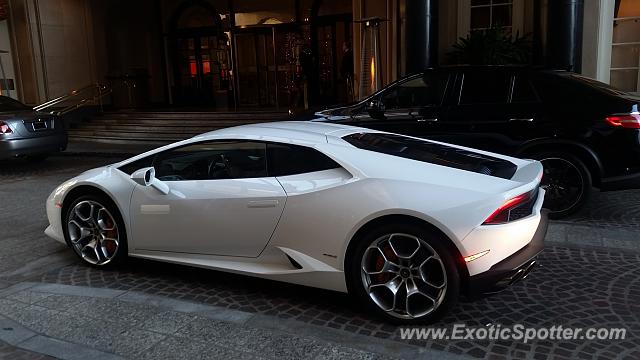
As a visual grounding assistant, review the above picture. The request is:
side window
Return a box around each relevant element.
[267,143,340,177]
[459,72,512,104]
[118,156,154,175]
[381,73,447,109]
[511,75,538,103]
[152,141,267,181]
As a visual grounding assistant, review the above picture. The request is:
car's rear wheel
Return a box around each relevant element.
[532,153,592,219]
[347,223,460,324]
[63,195,127,267]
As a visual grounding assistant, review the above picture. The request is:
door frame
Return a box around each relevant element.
[170,26,224,106]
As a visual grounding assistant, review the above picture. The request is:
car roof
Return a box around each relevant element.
[193,121,365,144]
[425,65,570,74]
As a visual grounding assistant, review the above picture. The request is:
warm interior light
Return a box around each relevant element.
[464,250,490,262]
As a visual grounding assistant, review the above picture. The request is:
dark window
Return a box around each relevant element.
[118,156,154,175]
[380,73,448,109]
[343,132,517,179]
[153,141,267,181]
[0,96,31,112]
[267,143,341,177]
[119,141,267,181]
[460,72,512,104]
[511,75,538,103]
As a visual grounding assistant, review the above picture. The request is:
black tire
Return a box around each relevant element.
[530,152,592,219]
[346,223,460,324]
[63,194,127,268]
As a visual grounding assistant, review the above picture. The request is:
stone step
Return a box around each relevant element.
[69,128,194,139]
[69,134,175,144]
[75,124,220,133]
[99,111,288,120]
[92,118,276,126]
[69,111,290,144]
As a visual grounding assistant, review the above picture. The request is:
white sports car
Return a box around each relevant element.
[45,121,547,323]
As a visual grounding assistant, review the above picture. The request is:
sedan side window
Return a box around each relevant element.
[459,72,512,104]
[152,141,267,181]
[381,73,447,109]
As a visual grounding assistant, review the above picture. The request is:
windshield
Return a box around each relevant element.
[0,96,31,112]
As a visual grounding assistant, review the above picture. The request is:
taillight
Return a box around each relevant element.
[605,113,640,129]
[483,192,533,225]
[0,121,12,134]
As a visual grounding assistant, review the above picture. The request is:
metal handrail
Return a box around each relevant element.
[33,83,112,115]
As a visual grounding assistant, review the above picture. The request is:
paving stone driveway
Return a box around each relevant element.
[37,245,640,360]
[1,154,639,359]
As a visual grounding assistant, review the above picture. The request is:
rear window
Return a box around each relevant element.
[568,74,630,97]
[343,133,517,179]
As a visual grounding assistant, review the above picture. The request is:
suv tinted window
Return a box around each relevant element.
[460,71,512,104]
[511,75,538,103]
[267,143,340,176]
[380,73,447,109]
[343,133,517,179]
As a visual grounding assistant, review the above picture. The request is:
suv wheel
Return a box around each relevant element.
[347,223,460,324]
[533,153,592,219]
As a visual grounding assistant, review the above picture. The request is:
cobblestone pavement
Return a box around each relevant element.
[1,154,640,359]
[36,246,640,360]
[564,188,640,229]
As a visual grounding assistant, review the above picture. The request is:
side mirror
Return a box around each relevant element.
[131,167,170,195]
[366,98,386,120]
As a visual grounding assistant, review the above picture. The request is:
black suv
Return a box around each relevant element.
[313,66,640,218]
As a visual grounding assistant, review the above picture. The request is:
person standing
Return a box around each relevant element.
[340,41,354,103]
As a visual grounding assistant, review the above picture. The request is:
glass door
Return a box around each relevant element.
[235,29,277,108]
[175,34,229,106]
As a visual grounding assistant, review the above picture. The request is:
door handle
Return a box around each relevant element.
[248,200,279,208]
[509,118,534,122]
[417,118,438,122]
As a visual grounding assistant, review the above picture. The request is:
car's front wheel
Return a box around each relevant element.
[347,223,460,324]
[63,195,127,267]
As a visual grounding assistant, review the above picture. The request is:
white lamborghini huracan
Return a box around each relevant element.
[45,121,547,323]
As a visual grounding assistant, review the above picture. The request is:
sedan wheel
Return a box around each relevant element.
[65,197,125,266]
[349,224,459,324]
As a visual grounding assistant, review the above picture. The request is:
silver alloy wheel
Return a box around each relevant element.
[360,233,447,319]
[67,200,120,266]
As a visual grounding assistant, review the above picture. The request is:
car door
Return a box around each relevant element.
[440,69,515,154]
[346,71,449,136]
[504,72,546,146]
[129,140,286,257]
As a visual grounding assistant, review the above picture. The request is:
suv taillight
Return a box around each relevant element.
[483,191,534,225]
[0,121,12,134]
[605,113,640,129]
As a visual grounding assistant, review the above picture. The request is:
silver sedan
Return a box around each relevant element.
[0,95,67,161]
